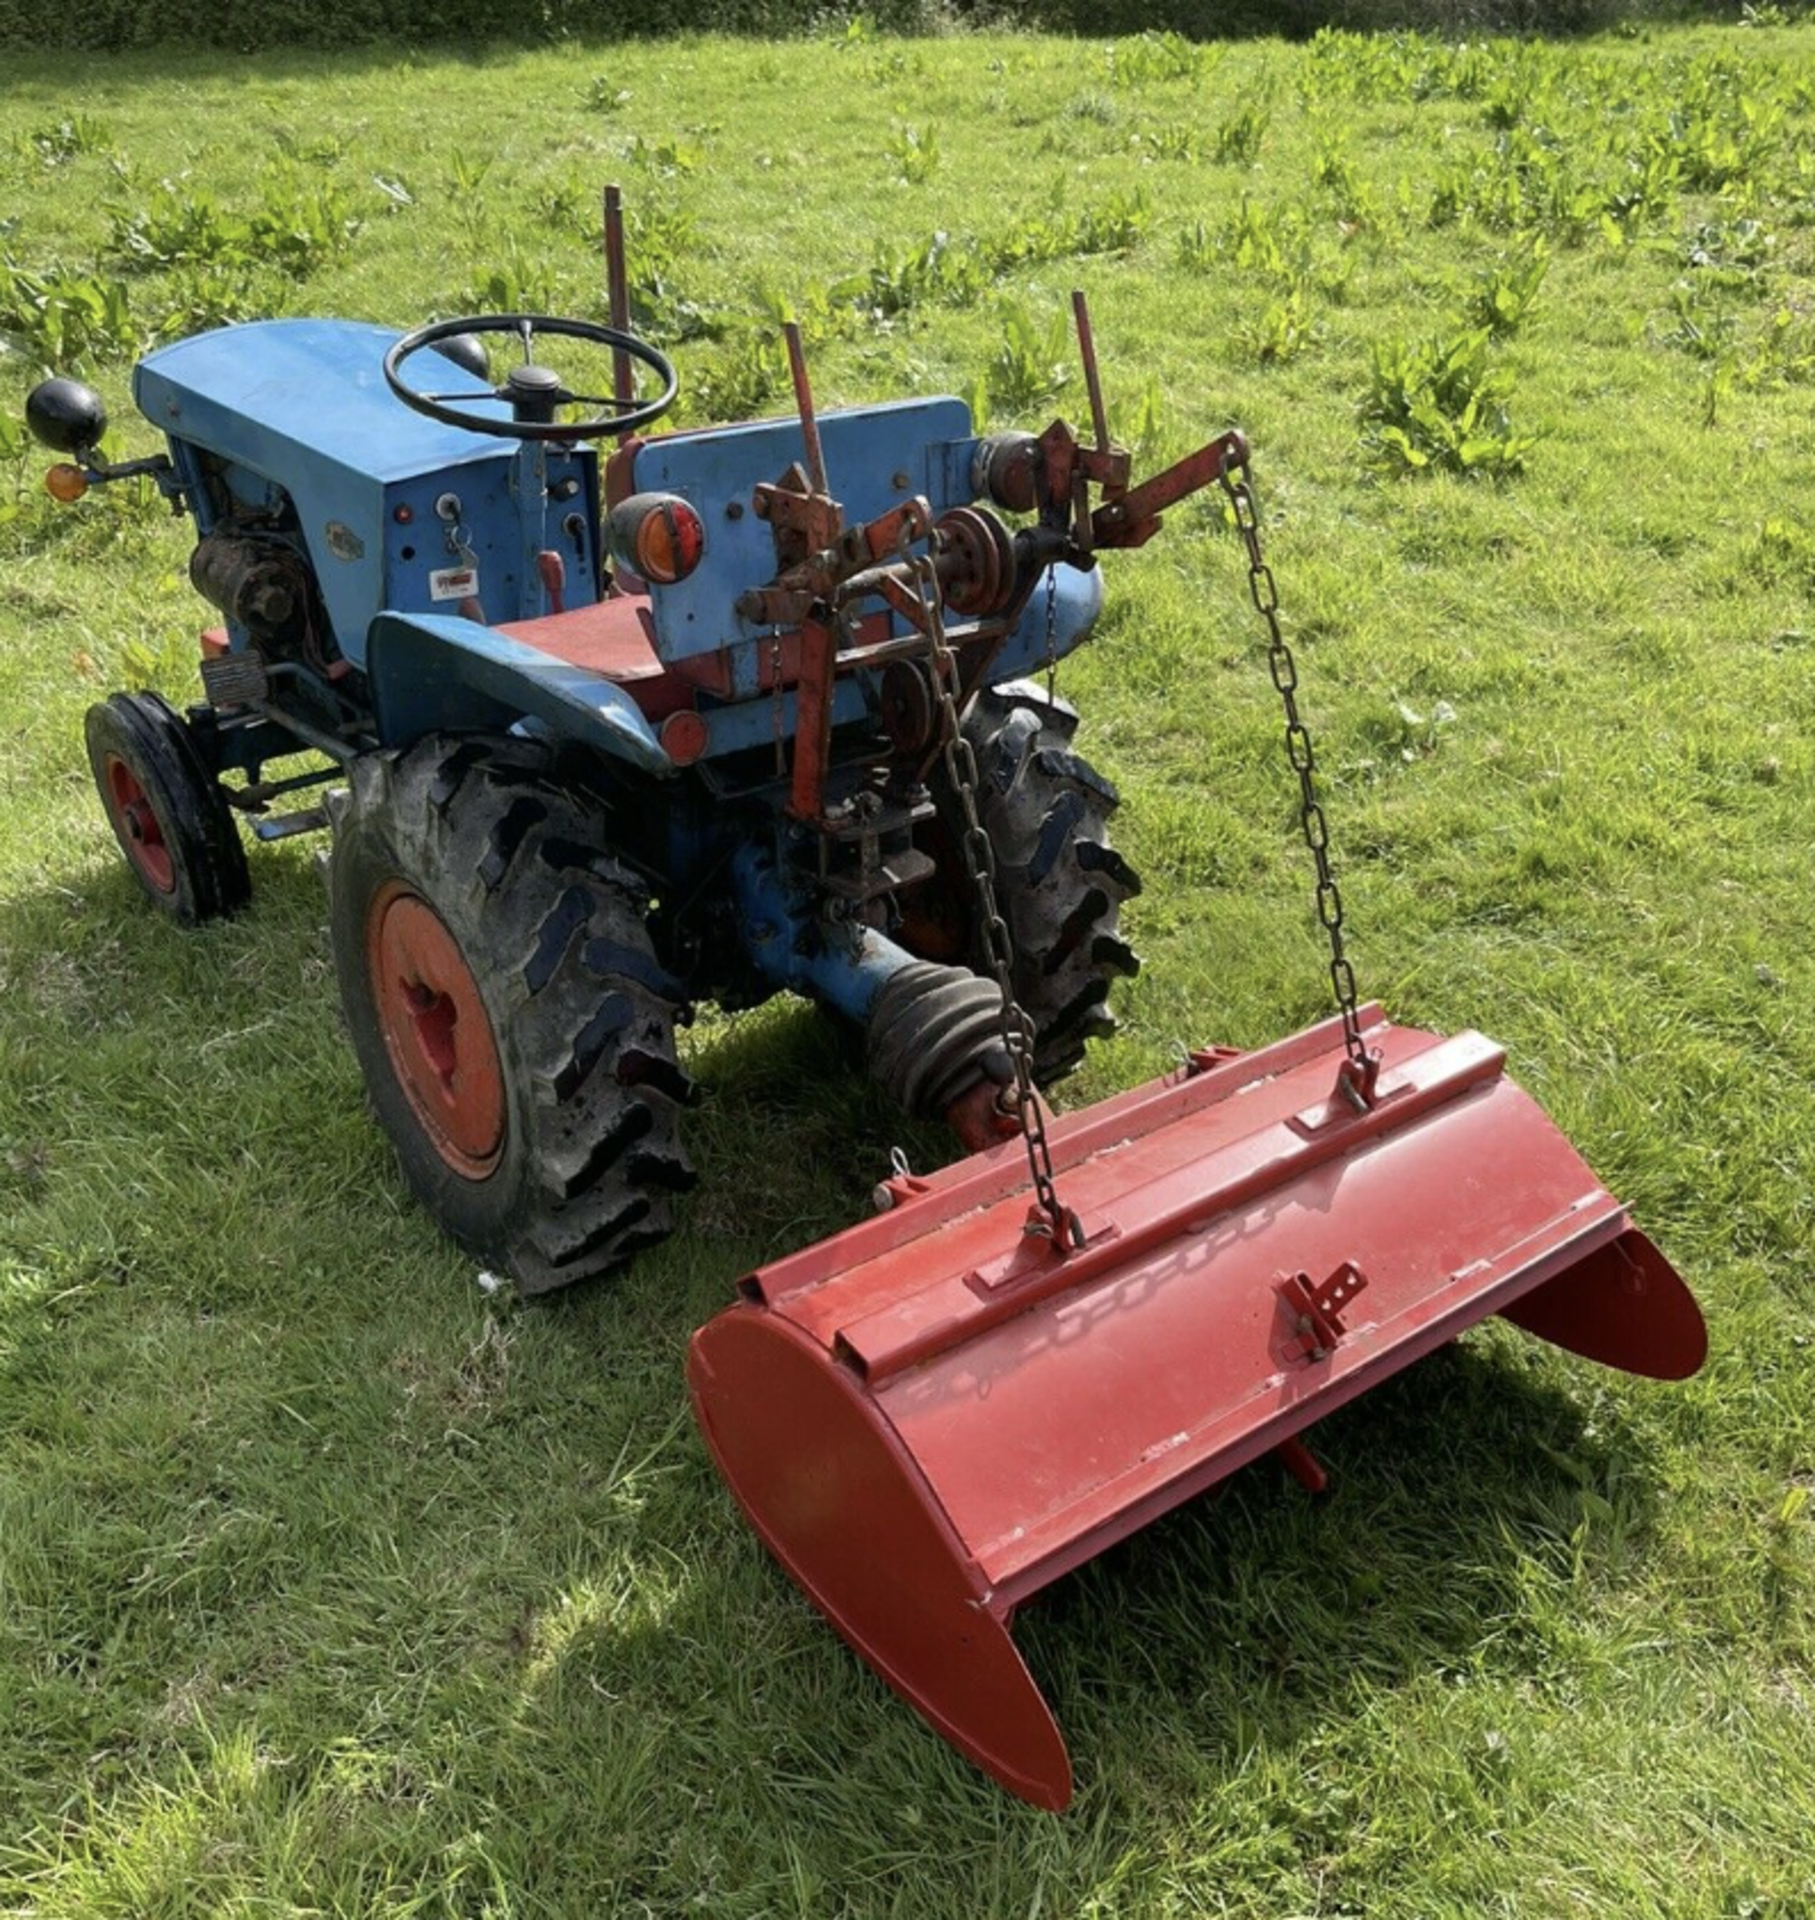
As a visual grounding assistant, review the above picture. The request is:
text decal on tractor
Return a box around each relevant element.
[26,184,1705,1810]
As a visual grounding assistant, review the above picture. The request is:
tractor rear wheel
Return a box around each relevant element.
[904,682,1142,1086]
[85,691,250,925]
[327,735,695,1294]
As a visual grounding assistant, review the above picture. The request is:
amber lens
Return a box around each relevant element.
[45,464,89,503]
[634,500,704,584]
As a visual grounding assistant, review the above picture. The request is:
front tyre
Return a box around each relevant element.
[328,735,695,1294]
[85,691,250,925]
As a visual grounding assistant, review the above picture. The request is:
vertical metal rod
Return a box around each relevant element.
[1071,289,1111,455]
[1274,1435,1329,1495]
[604,184,634,442]
[783,322,830,497]
[788,617,838,824]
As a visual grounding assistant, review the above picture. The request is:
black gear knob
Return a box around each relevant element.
[26,376,107,456]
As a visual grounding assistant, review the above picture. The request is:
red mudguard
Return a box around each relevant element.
[687,1007,1705,1809]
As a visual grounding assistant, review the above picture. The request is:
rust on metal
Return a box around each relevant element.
[1091,429,1250,550]
[782,321,829,498]
[785,616,839,822]
[1071,288,1113,466]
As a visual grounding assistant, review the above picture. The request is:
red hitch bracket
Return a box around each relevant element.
[1277,1260,1370,1361]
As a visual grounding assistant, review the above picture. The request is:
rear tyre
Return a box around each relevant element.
[327,735,695,1294]
[906,682,1142,1086]
[85,691,250,925]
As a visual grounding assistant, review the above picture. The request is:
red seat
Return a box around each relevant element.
[497,593,664,684]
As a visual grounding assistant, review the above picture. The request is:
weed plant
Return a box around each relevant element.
[1362,326,1535,473]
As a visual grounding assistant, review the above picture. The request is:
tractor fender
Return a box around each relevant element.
[988,562,1105,688]
[364,611,672,775]
[985,674,1080,735]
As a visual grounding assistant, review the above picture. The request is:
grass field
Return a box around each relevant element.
[3,19,1815,1916]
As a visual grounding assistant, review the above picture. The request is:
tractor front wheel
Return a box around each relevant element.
[328,736,695,1293]
[85,691,250,925]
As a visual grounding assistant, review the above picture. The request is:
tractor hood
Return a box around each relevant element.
[134,320,598,666]
[134,318,508,485]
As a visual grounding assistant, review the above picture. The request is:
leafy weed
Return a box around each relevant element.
[1465,240,1550,337]
[1213,106,1271,167]
[988,300,1071,413]
[886,123,939,187]
[1362,327,1535,476]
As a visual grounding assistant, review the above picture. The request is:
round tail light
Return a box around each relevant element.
[607,492,705,586]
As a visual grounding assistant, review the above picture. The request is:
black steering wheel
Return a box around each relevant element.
[383,313,678,443]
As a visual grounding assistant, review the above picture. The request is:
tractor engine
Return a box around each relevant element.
[189,527,319,664]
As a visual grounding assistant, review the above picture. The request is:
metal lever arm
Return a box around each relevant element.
[1090,429,1250,551]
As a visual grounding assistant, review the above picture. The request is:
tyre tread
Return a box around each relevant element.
[329,734,693,1294]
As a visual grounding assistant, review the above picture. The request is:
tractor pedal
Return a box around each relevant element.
[200,651,270,708]
[250,805,330,843]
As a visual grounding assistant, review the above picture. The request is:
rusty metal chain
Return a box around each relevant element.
[1216,445,1374,1093]
[896,507,1082,1249]
[1042,563,1059,702]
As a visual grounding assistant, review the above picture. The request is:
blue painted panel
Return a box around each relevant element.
[988,563,1105,684]
[376,441,601,629]
[136,320,601,664]
[629,397,976,664]
[366,612,671,775]
[136,319,513,481]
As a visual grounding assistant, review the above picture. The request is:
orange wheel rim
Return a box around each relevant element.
[103,753,176,895]
[366,881,506,1179]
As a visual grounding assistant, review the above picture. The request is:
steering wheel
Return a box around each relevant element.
[383,313,678,443]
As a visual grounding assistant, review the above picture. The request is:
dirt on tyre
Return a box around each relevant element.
[85,691,250,925]
[327,734,696,1294]
[904,681,1142,1086]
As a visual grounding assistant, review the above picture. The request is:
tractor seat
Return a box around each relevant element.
[498,591,662,680]
[496,592,694,720]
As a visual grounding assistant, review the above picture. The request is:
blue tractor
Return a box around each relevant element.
[27,272,1196,1291]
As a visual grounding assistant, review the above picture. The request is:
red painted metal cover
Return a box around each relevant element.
[688,1007,1705,1808]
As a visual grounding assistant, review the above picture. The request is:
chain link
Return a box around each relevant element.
[1216,447,1372,1083]
[896,510,1081,1249]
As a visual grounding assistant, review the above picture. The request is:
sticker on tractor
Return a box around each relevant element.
[430,566,479,602]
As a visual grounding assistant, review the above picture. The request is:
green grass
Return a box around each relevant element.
[3,20,1815,1917]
